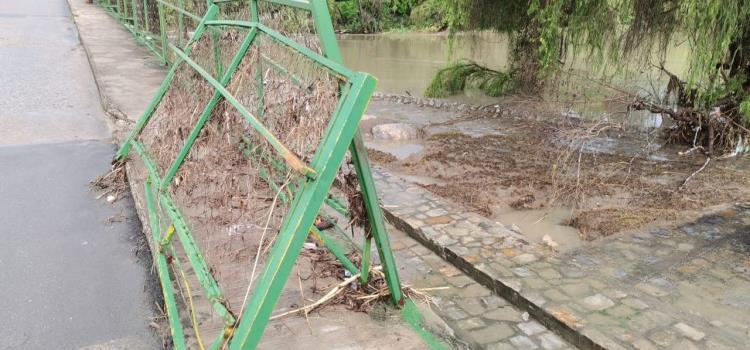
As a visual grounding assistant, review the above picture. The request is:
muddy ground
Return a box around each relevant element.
[365,98,750,241]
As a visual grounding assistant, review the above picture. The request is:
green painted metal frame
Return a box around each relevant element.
[96,0,222,64]
[109,1,404,349]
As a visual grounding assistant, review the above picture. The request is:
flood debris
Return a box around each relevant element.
[90,161,129,203]
[370,99,750,240]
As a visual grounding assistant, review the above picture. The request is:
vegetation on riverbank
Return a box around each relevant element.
[421,0,750,156]
[327,0,452,33]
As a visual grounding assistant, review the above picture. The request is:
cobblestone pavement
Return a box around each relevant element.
[390,226,574,349]
[375,168,750,349]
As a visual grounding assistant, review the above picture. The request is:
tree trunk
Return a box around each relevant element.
[510,23,544,94]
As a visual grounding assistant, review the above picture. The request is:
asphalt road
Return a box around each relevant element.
[0,1,159,349]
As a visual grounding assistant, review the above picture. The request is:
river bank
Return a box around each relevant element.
[364,92,750,250]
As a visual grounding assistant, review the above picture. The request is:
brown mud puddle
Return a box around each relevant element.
[367,109,750,242]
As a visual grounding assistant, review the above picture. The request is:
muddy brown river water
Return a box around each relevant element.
[339,32,691,105]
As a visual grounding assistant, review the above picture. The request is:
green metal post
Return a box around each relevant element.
[250,0,265,118]
[143,0,150,34]
[360,236,371,284]
[349,134,403,302]
[115,5,219,161]
[144,178,187,350]
[133,135,237,327]
[160,28,258,189]
[210,0,223,78]
[211,29,224,78]
[131,0,139,33]
[312,227,360,276]
[158,0,168,63]
[177,0,185,46]
[159,191,236,326]
[309,0,403,303]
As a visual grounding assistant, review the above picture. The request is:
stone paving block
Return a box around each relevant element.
[674,322,706,341]
[524,292,547,307]
[581,294,615,311]
[513,254,538,265]
[560,283,591,297]
[538,333,566,350]
[509,335,539,349]
[518,321,547,336]
[480,295,509,309]
[647,329,678,347]
[524,278,550,290]
[460,283,492,298]
[513,267,535,278]
[538,268,562,280]
[542,289,569,302]
[469,323,515,344]
[583,329,628,350]
[485,307,523,322]
[669,339,700,350]
[630,310,672,331]
[486,342,515,350]
[631,338,659,350]
[635,282,671,297]
[446,275,474,288]
[456,297,487,316]
[585,312,619,327]
[558,266,585,278]
[705,339,735,350]
[605,304,635,318]
[545,305,584,329]
[621,297,650,310]
[443,306,470,321]
[457,317,486,330]
[602,289,628,300]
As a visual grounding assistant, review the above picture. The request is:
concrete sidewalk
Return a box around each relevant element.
[0,1,159,349]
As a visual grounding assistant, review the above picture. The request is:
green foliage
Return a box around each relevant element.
[423,0,469,32]
[527,0,565,77]
[329,0,361,32]
[701,75,747,108]
[425,61,516,98]
[741,98,750,123]
[432,0,750,103]
[327,0,438,33]
[409,0,453,30]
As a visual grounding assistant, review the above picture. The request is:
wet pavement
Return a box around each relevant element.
[0,0,108,146]
[0,1,158,349]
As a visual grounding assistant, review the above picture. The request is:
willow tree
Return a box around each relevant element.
[425,0,750,155]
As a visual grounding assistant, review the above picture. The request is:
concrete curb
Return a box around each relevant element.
[67,0,134,126]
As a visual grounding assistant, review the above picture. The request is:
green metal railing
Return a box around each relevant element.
[108,1,407,349]
[97,0,208,64]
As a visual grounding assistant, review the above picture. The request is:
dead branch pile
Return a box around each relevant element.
[90,161,129,202]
